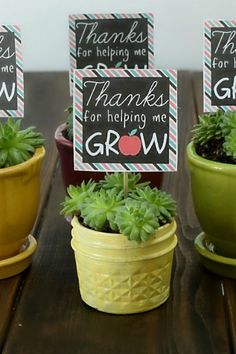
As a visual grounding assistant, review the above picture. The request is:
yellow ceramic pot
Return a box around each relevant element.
[71,216,177,314]
[0,147,45,260]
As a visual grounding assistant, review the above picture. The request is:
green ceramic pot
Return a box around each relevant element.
[187,142,236,258]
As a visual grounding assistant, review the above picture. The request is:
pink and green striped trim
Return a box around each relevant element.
[0,25,24,117]
[73,68,178,172]
[69,13,154,95]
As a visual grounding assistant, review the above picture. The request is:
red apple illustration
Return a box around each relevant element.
[118,129,142,156]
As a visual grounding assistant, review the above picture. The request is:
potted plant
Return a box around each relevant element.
[55,107,163,189]
[0,118,45,279]
[55,106,104,188]
[61,172,177,314]
[186,110,236,277]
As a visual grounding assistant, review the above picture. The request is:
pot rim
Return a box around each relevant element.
[71,235,177,262]
[187,141,236,172]
[0,146,45,176]
[71,216,177,249]
[54,123,73,149]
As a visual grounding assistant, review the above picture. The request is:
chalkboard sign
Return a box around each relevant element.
[69,13,154,94]
[73,69,177,172]
[0,25,24,117]
[204,20,236,111]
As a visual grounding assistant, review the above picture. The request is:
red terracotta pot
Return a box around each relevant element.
[55,123,104,188]
[55,123,163,189]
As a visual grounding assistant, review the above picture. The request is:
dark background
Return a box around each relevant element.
[81,76,169,164]
[75,18,149,69]
[211,27,236,106]
[0,32,17,110]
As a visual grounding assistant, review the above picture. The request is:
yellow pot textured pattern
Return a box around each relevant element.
[0,147,45,260]
[71,217,177,314]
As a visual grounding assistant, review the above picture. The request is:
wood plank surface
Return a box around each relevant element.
[224,280,236,353]
[0,72,70,351]
[161,71,231,354]
[192,71,203,116]
[192,71,236,354]
[1,71,235,354]
[1,71,233,354]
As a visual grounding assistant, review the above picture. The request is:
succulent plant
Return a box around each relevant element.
[81,189,123,232]
[0,118,44,168]
[131,185,176,225]
[61,173,177,243]
[60,180,96,216]
[220,112,236,136]
[191,110,236,163]
[100,172,148,193]
[116,200,159,242]
[191,111,223,146]
[224,131,236,159]
[65,106,73,142]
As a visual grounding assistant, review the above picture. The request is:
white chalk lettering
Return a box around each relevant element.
[107,109,146,129]
[85,130,120,156]
[0,35,15,60]
[140,132,168,155]
[0,82,16,101]
[84,80,168,108]
[152,114,167,123]
[84,109,101,122]
[83,63,107,69]
[85,130,168,157]
[212,57,229,69]
[85,132,103,156]
[213,30,236,55]
[1,65,14,73]
[83,63,148,69]
[96,46,130,62]
[105,130,120,156]
[76,21,147,45]
[213,76,236,100]
[77,47,92,57]
[134,48,146,56]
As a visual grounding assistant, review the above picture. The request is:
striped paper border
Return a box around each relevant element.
[69,13,154,95]
[204,20,236,112]
[0,25,24,117]
[73,68,177,172]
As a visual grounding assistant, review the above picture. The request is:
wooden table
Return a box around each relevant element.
[1,71,236,354]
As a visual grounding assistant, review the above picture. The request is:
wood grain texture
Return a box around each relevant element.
[191,71,203,116]
[161,71,231,354]
[0,72,70,350]
[1,71,234,354]
[192,71,236,354]
[223,280,236,353]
